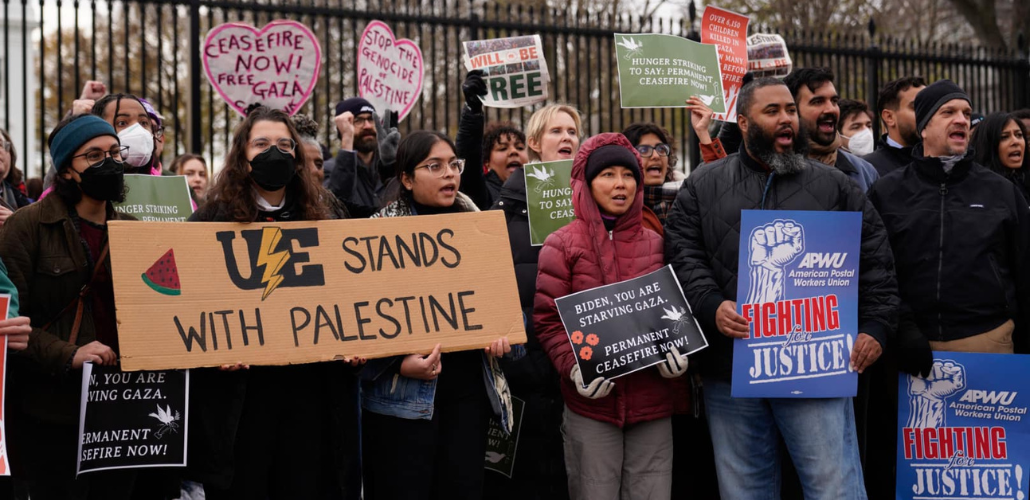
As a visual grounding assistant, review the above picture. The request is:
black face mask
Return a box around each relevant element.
[249,147,297,191]
[78,157,125,202]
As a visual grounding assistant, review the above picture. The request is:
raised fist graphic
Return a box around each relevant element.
[906,360,966,428]
[745,219,805,304]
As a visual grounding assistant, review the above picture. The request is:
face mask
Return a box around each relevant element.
[845,128,875,157]
[78,157,125,201]
[118,123,154,167]
[249,146,296,191]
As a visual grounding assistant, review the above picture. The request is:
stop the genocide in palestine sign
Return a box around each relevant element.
[554,266,707,383]
[108,212,526,371]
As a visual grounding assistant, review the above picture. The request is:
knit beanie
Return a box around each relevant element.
[915,79,970,134]
[49,115,119,171]
[585,144,642,185]
[335,97,376,117]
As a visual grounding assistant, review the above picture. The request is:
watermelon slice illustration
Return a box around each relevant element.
[142,249,181,296]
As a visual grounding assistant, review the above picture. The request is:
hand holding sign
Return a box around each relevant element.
[571,365,614,399]
[357,21,424,123]
[202,20,322,116]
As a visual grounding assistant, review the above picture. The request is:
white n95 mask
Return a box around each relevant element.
[118,123,154,168]
[845,128,875,157]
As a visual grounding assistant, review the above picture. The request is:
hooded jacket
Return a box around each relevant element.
[534,133,671,428]
[665,145,899,381]
[868,144,1030,350]
[863,134,915,177]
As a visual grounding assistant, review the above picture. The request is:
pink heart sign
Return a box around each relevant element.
[356,21,424,122]
[202,20,322,116]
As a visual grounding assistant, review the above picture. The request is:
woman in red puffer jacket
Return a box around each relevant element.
[534,132,689,500]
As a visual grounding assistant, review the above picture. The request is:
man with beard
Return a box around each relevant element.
[664,77,898,500]
[784,68,879,192]
[863,76,926,176]
[326,97,402,217]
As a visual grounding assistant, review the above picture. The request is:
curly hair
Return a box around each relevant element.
[205,106,328,222]
[481,122,526,165]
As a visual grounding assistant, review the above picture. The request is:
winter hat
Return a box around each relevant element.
[335,97,376,117]
[915,79,970,134]
[139,97,164,130]
[49,115,119,171]
[970,112,985,129]
[585,144,642,185]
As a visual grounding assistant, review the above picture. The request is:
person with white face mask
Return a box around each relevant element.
[91,93,158,174]
[838,99,876,157]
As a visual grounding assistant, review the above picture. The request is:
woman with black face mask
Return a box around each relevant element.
[186,106,360,499]
[0,113,139,498]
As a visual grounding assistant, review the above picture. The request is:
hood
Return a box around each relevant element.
[571,132,644,233]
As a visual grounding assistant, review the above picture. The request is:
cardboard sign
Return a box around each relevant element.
[485,396,525,478]
[733,210,862,398]
[463,35,550,108]
[202,20,322,116]
[555,266,708,383]
[357,21,424,122]
[116,175,195,222]
[747,34,792,79]
[0,296,10,476]
[108,212,526,371]
[524,160,574,246]
[76,364,189,475]
[897,352,1030,500]
[614,33,725,112]
[701,6,749,122]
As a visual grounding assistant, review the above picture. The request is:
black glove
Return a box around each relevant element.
[462,70,488,113]
[896,315,933,377]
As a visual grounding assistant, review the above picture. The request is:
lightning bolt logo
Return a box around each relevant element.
[256,227,291,300]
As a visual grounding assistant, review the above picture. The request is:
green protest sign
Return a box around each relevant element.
[116,175,195,222]
[614,33,726,112]
[484,396,525,477]
[524,160,574,246]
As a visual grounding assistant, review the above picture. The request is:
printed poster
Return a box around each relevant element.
[897,352,1030,500]
[733,210,861,398]
[485,396,525,478]
[463,35,550,108]
[555,266,708,383]
[524,160,574,246]
[614,33,726,112]
[116,175,195,222]
[77,365,189,475]
[748,33,792,79]
[701,6,749,122]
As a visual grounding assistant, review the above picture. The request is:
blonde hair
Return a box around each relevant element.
[525,104,582,161]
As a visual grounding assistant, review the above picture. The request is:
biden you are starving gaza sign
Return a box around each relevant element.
[733,210,862,398]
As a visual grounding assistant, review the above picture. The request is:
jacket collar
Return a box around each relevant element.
[738,143,771,173]
[38,193,118,224]
[910,143,976,184]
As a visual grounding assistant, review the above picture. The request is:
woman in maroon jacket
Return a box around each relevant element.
[534,133,690,500]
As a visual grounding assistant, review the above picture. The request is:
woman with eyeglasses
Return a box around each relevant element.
[186,106,360,499]
[0,128,32,216]
[361,130,519,500]
[0,113,139,497]
[621,123,683,234]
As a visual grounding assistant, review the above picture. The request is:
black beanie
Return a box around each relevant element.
[585,145,642,185]
[335,97,376,117]
[915,79,970,134]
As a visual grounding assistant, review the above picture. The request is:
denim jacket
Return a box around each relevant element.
[360,193,525,432]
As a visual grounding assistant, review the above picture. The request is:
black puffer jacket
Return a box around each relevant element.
[868,145,1030,351]
[487,174,568,498]
[863,135,914,177]
[665,147,900,381]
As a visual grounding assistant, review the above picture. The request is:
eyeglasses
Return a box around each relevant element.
[0,138,9,152]
[636,144,671,158]
[353,115,375,127]
[249,137,296,154]
[153,127,165,140]
[72,146,129,167]
[415,158,465,177]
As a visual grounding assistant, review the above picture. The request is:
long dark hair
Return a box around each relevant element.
[971,112,1030,193]
[395,131,456,190]
[205,106,327,222]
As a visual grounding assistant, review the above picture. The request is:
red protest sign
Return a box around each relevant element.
[701,6,749,122]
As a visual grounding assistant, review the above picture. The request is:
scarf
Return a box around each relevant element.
[807,133,841,166]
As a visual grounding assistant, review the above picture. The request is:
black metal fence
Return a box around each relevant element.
[2,0,1028,179]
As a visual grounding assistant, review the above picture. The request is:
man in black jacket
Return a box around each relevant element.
[665,77,899,499]
[862,76,925,176]
[869,79,1030,355]
[325,98,401,218]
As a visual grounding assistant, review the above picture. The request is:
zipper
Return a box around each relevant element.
[608,230,613,240]
[936,182,947,340]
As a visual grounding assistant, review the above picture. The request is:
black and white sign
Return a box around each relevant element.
[555,265,707,382]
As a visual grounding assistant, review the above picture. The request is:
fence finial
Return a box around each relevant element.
[867,18,876,38]
[688,0,696,24]
[1018,32,1027,55]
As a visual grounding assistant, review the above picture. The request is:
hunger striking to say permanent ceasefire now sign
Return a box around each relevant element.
[733,210,862,398]
[108,213,526,371]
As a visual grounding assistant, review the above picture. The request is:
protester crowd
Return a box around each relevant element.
[0,44,1023,500]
